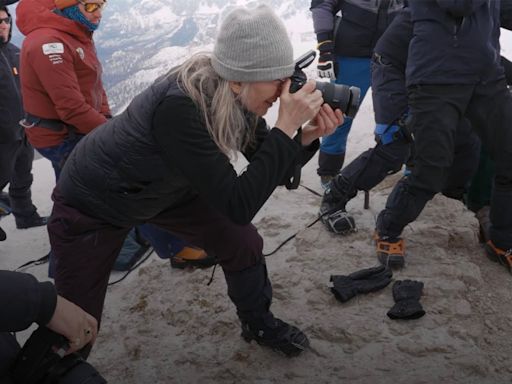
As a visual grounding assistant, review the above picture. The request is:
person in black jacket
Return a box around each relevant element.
[373,1,512,271]
[0,3,47,238]
[48,4,342,357]
[318,8,482,237]
[0,270,98,382]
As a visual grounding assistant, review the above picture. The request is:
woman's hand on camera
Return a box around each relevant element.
[275,79,323,138]
[47,295,98,354]
[301,103,344,146]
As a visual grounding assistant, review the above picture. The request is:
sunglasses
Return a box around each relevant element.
[0,17,11,25]
[77,0,106,13]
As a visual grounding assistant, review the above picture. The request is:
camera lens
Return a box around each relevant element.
[315,82,360,118]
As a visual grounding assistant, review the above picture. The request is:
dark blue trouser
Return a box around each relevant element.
[0,136,37,218]
[377,80,512,250]
[318,56,371,176]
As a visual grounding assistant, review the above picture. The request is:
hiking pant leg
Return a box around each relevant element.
[376,85,472,238]
[442,118,481,200]
[149,197,264,272]
[9,137,37,217]
[338,138,411,197]
[466,79,512,249]
[465,146,494,212]
[48,189,130,322]
[0,141,19,191]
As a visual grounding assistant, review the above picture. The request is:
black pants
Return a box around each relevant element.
[377,80,512,250]
[0,137,37,218]
[49,189,264,322]
[338,55,479,207]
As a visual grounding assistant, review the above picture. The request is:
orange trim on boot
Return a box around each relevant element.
[174,246,207,261]
[375,233,405,268]
[485,240,512,272]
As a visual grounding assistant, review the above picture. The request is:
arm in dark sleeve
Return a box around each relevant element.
[243,117,319,186]
[436,0,488,17]
[502,56,512,85]
[0,271,57,332]
[310,0,338,42]
[152,95,302,225]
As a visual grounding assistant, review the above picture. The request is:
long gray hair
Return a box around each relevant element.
[169,53,258,159]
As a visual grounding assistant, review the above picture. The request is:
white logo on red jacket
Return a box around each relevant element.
[42,42,64,55]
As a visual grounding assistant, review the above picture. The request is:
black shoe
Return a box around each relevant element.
[0,225,6,241]
[241,317,309,357]
[0,192,11,217]
[319,180,356,234]
[15,213,48,229]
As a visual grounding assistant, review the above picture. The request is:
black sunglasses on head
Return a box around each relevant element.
[0,16,11,25]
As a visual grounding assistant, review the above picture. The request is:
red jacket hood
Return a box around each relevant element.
[16,0,91,43]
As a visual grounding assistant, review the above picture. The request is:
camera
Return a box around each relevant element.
[10,326,106,384]
[289,50,361,118]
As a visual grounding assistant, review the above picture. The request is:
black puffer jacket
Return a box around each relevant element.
[310,0,404,57]
[59,74,319,227]
[0,5,23,143]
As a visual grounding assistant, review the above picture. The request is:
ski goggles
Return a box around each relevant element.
[77,0,106,13]
[0,17,11,25]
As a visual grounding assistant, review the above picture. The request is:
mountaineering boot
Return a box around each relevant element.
[224,263,309,357]
[317,152,345,190]
[375,232,405,268]
[15,212,48,229]
[170,246,217,269]
[0,192,11,217]
[485,240,512,274]
[319,175,356,234]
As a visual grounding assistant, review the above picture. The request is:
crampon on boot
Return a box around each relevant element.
[485,240,512,274]
[319,175,356,234]
[241,317,309,357]
[320,209,356,234]
[375,234,405,268]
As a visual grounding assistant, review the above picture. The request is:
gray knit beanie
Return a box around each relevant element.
[212,3,294,82]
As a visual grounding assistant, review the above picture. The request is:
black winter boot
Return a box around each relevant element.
[15,211,48,229]
[224,263,309,357]
[319,175,356,234]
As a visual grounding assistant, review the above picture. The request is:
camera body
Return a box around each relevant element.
[289,50,361,118]
[10,326,106,384]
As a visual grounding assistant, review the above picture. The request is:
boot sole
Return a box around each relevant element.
[241,329,309,357]
[170,256,217,269]
[378,253,404,269]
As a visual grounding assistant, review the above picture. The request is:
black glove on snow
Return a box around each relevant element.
[330,265,393,303]
[387,280,426,320]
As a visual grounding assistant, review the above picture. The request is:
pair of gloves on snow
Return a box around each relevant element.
[329,265,426,320]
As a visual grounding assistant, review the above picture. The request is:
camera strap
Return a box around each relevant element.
[285,128,302,190]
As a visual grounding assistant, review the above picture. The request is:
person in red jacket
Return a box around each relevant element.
[17,0,110,179]
[16,0,215,270]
